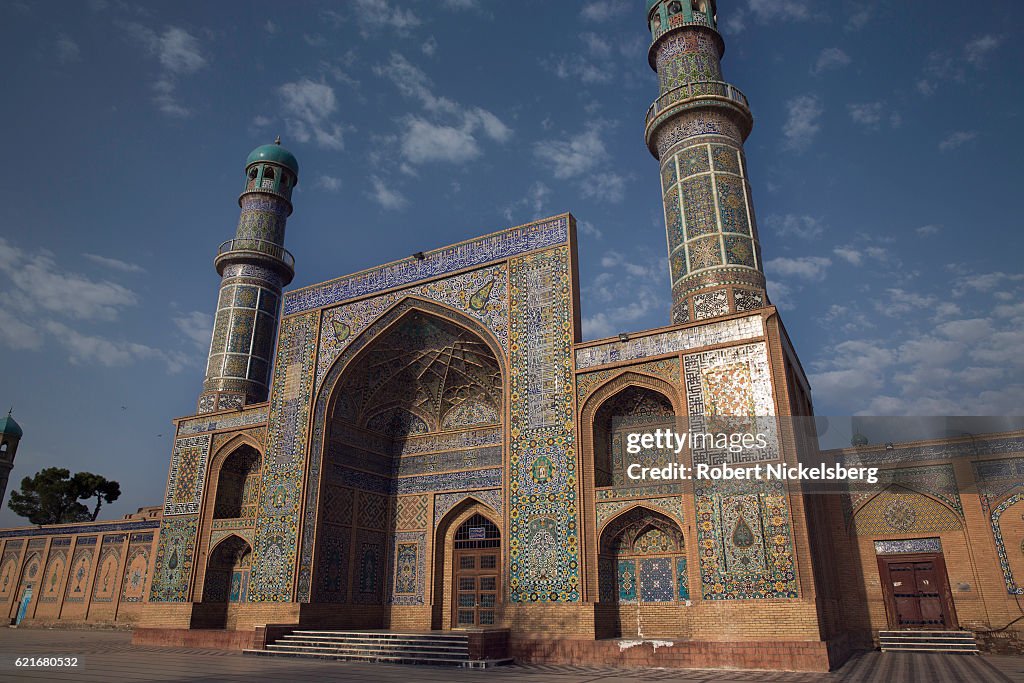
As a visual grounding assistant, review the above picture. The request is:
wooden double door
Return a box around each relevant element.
[877,553,956,629]
[453,548,499,627]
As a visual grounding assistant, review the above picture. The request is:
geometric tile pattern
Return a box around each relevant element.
[39,548,67,604]
[389,531,426,606]
[974,458,1024,594]
[120,544,151,603]
[874,538,942,555]
[434,489,503,528]
[149,516,199,602]
[508,245,579,603]
[284,215,569,315]
[853,487,963,535]
[596,497,685,531]
[576,358,680,404]
[575,314,763,370]
[694,480,798,600]
[92,536,124,603]
[394,495,428,530]
[639,557,675,602]
[849,464,962,517]
[163,434,212,516]
[683,342,778,466]
[64,547,94,604]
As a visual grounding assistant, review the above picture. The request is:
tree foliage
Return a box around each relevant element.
[8,467,121,525]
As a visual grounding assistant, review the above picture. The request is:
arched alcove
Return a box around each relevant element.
[592,385,676,489]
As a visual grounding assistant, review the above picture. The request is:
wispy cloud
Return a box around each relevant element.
[810,47,850,75]
[782,94,822,151]
[582,247,667,339]
[368,176,407,211]
[54,33,81,64]
[502,182,551,224]
[964,34,1003,67]
[278,79,345,150]
[315,175,343,192]
[534,120,609,179]
[83,253,145,274]
[938,130,977,152]
[352,0,420,37]
[120,23,207,117]
[766,255,831,281]
[765,214,825,240]
[580,0,630,22]
[172,311,212,351]
[45,321,188,373]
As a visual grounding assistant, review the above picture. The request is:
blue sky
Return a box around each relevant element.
[0,0,1021,525]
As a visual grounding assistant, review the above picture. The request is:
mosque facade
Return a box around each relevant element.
[0,1,1022,670]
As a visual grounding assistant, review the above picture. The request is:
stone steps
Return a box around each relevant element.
[879,630,979,654]
[243,630,511,668]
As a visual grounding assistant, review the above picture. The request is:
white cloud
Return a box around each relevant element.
[315,175,343,192]
[579,221,603,240]
[782,94,822,151]
[264,20,278,34]
[811,47,850,75]
[581,172,628,203]
[534,121,609,179]
[0,238,138,321]
[368,176,407,211]
[846,4,871,31]
[964,34,1002,67]
[747,0,813,22]
[833,246,862,266]
[938,130,977,152]
[83,253,145,274]
[580,0,629,22]
[766,280,796,310]
[401,117,480,164]
[502,182,551,224]
[0,308,42,351]
[55,33,81,64]
[278,79,345,150]
[120,23,207,117]
[580,32,613,59]
[173,311,212,350]
[582,247,667,339]
[421,35,437,56]
[549,54,612,84]
[766,213,824,239]
[352,0,420,37]
[45,321,188,373]
[766,255,831,281]
[916,224,940,236]
[442,0,478,9]
[848,101,884,128]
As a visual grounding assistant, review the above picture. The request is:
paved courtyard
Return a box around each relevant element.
[0,629,1020,683]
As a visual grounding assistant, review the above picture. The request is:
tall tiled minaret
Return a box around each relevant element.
[645,0,767,323]
[197,139,298,413]
[0,409,23,505]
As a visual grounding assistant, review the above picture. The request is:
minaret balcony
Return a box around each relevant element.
[214,238,295,277]
[644,80,753,153]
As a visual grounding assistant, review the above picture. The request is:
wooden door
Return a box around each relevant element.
[878,554,956,629]
[453,548,499,627]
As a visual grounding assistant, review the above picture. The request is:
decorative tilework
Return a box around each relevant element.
[250,311,318,602]
[163,434,211,516]
[577,358,681,404]
[874,538,942,555]
[724,236,755,267]
[676,557,690,600]
[711,145,740,174]
[692,290,729,320]
[688,236,722,271]
[973,458,1024,594]
[654,111,743,158]
[315,264,509,391]
[434,489,503,527]
[716,176,750,235]
[575,314,763,370]
[676,144,711,178]
[285,216,569,315]
[639,557,675,602]
[681,176,716,241]
[395,495,428,530]
[390,531,426,605]
[848,465,962,516]
[39,549,67,604]
[661,158,677,194]
[683,342,779,466]
[596,497,685,530]
[176,409,268,437]
[150,516,198,602]
[64,548,93,603]
[617,559,636,603]
[353,529,385,604]
[92,544,121,603]
[852,488,962,535]
[664,186,684,249]
[358,492,388,530]
[314,525,349,603]
[733,288,764,312]
[695,480,798,600]
[508,245,579,603]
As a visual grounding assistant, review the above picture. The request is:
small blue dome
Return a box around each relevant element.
[0,410,22,438]
[246,140,299,176]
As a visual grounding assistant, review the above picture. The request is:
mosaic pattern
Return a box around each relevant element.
[508,246,579,602]
[676,144,711,178]
[285,216,569,315]
[692,290,729,320]
[874,538,942,555]
[64,548,93,603]
[576,358,680,404]
[695,480,798,600]
[176,408,268,437]
[163,434,211,516]
[358,492,388,530]
[575,314,763,370]
[653,111,743,158]
[716,175,750,235]
[39,549,67,604]
[677,557,690,600]
[711,145,741,174]
[724,235,755,267]
[316,264,509,390]
[688,236,722,271]
[733,289,764,312]
[92,544,122,603]
[150,516,198,602]
[683,342,779,465]
[434,489,503,527]
[395,495,428,530]
[353,529,385,604]
[390,531,426,605]
[973,458,1024,594]
[639,557,675,602]
[314,525,349,603]
[680,176,716,242]
[848,465,962,517]
[617,559,637,602]
[596,497,685,530]
[250,311,318,602]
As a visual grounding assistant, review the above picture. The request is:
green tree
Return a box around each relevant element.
[8,467,121,525]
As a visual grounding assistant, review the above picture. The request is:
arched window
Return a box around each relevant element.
[248,168,258,180]
[0,443,7,454]
[668,1,682,15]
[263,167,275,180]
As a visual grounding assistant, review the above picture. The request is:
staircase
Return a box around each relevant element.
[879,630,980,654]
[243,630,511,667]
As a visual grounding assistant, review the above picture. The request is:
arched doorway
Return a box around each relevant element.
[598,507,688,636]
[452,513,501,628]
[212,445,261,520]
[593,385,676,489]
[201,536,251,628]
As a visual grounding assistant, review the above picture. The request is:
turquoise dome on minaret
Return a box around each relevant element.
[246,138,299,176]
[0,410,22,438]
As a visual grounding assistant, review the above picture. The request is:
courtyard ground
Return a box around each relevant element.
[0,629,1020,683]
